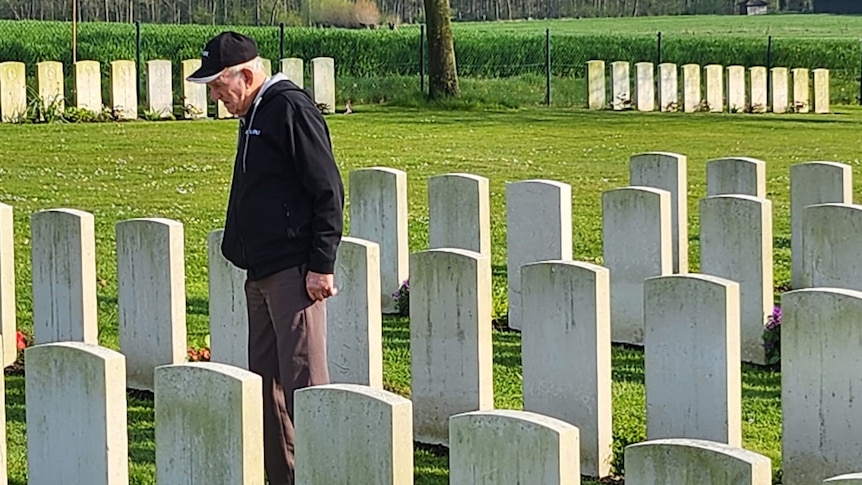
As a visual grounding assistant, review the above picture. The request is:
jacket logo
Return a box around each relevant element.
[245,128,261,136]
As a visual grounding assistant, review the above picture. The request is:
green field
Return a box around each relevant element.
[3,102,862,483]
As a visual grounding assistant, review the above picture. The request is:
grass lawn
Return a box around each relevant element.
[3,103,862,483]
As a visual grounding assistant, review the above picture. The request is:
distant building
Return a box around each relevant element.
[737,0,770,14]
[813,0,862,14]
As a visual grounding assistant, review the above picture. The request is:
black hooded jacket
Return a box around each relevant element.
[220,73,344,280]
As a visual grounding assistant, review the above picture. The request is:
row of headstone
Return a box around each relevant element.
[18,338,862,485]
[587,60,829,114]
[0,56,336,122]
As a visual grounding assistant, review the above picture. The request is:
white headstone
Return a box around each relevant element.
[327,237,383,389]
[181,59,207,119]
[295,384,413,485]
[612,61,630,110]
[658,63,678,112]
[311,57,335,114]
[110,60,138,120]
[410,248,493,446]
[261,58,272,76]
[147,59,173,118]
[802,203,862,291]
[450,409,580,485]
[643,274,741,446]
[782,288,862,485]
[793,67,809,113]
[587,60,605,110]
[428,173,490,257]
[0,203,16,367]
[505,180,573,331]
[75,60,102,113]
[635,62,655,111]
[30,208,98,345]
[726,65,745,112]
[629,152,688,274]
[602,186,672,345]
[771,67,789,113]
[706,157,766,198]
[26,342,129,485]
[217,99,232,118]
[281,58,304,88]
[521,260,612,478]
[116,218,187,391]
[348,167,408,313]
[683,64,701,112]
[749,66,767,113]
[0,61,26,122]
[699,195,773,365]
[37,60,65,112]
[705,64,723,112]
[625,438,772,485]
[789,162,852,289]
[814,68,829,114]
[155,362,263,485]
[207,229,248,370]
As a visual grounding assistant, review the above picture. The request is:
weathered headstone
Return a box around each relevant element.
[147,60,173,118]
[782,288,862,485]
[110,60,138,120]
[281,57,304,88]
[705,64,724,112]
[635,62,655,111]
[450,409,580,485]
[802,203,862,291]
[36,60,65,112]
[793,67,809,113]
[0,203,15,367]
[683,64,701,112]
[410,248,493,446]
[789,162,852,289]
[116,218,187,391]
[726,65,746,112]
[612,61,630,110]
[771,67,789,113]
[30,209,98,345]
[706,157,766,198]
[602,186,672,345]
[207,229,248,370]
[181,59,207,119]
[155,362,263,485]
[658,63,678,112]
[506,180,573,331]
[587,60,605,110]
[327,237,383,389]
[217,99,232,118]
[26,342,129,485]
[348,167,408,313]
[0,61,26,122]
[629,152,688,274]
[521,260,612,478]
[295,384,413,485]
[311,57,335,114]
[747,66,767,113]
[825,474,862,484]
[625,438,772,485]
[428,173,490,257]
[75,60,102,113]
[699,195,773,365]
[261,57,272,76]
[814,68,829,114]
[643,274,741,446]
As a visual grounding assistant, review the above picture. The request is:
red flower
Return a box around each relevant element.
[16,331,26,350]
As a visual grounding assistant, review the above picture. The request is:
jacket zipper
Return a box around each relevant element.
[236,97,262,267]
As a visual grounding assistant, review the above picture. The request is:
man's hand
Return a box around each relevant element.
[306,271,337,301]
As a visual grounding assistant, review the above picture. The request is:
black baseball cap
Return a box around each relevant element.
[186,31,259,83]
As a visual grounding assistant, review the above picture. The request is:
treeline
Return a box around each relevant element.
[0,0,806,26]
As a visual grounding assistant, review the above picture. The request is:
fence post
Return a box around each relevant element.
[766,35,772,105]
[136,21,142,104]
[657,31,662,65]
[420,24,425,96]
[858,38,862,104]
[280,23,285,60]
[545,28,551,106]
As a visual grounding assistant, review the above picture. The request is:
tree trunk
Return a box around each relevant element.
[424,0,459,98]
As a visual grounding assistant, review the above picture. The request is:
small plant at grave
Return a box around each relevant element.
[392,279,409,317]
[763,305,782,367]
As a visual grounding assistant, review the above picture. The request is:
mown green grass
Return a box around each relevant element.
[3,103,862,482]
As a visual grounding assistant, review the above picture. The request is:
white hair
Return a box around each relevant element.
[226,56,265,77]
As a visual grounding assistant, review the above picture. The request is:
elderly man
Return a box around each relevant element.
[187,31,344,484]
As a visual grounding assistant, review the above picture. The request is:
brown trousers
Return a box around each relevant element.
[245,264,329,485]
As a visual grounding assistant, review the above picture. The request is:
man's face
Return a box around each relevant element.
[208,69,251,116]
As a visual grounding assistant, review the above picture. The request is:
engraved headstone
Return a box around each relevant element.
[588,60,606,110]
[37,61,65,112]
[771,67,788,113]
[793,67,809,113]
[75,60,102,113]
[311,57,336,114]
[181,59,207,119]
[110,60,138,120]
[683,64,701,112]
[749,66,767,113]
[147,60,173,118]
[0,61,26,122]
[659,63,678,112]
[281,58,304,88]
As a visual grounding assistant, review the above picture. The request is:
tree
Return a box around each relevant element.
[424,0,459,98]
